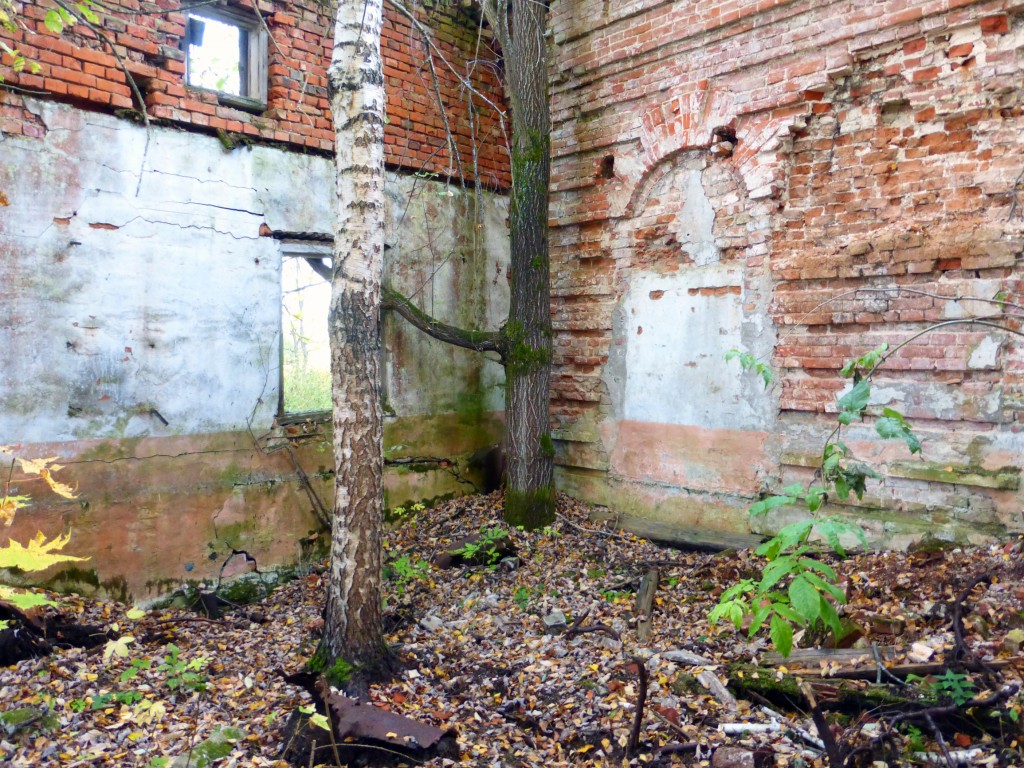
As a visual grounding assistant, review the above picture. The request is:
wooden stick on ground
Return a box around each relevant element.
[635,567,659,643]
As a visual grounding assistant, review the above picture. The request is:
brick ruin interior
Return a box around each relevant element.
[1,0,1022,598]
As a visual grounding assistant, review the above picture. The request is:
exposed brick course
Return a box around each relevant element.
[549,0,1024,540]
[1,0,509,186]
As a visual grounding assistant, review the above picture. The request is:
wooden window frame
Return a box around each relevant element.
[183,4,268,112]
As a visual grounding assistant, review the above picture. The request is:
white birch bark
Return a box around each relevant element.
[322,0,387,669]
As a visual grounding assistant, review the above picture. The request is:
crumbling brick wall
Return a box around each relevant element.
[548,0,1024,544]
[0,0,509,185]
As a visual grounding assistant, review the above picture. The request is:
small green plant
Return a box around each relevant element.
[901,724,927,753]
[454,525,508,566]
[156,643,209,692]
[709,518,864,657]
[513,585,532,610]
[88,690,145,710]
[600,589,630,603]
[726,349,773,388]
[120,657,152,682]
[383,552,431,594]
[907,670,978,706]
[712,340,930,657]
[390,502,426,519]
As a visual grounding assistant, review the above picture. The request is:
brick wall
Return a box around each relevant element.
[548,0,1024,544]
[0,0,509,186]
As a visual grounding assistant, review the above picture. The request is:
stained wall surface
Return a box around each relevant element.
[0,101,509,600]
[548,0,1024,545]
[1,0,511,598]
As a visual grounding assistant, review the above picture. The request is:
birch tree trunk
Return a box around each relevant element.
[321,0,387,672]
[499,0,555,528]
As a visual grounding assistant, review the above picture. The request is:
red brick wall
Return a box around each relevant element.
[548,0,1024,540]
[0,0,509,186]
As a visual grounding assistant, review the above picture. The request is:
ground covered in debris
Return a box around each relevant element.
[1,492,1023,767]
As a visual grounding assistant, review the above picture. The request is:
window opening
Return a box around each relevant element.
[184,6,267,109]
[280,245,332,416]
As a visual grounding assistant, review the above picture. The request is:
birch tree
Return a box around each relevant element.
[320,0,388,672]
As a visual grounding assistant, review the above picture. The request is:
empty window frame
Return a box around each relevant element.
[184,5,268,109]
[280,243,332,416]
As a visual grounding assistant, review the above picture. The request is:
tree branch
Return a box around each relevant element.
[382,286,503,357]
[305,258,333,282]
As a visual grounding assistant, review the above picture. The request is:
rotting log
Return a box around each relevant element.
[761,647,1022,681]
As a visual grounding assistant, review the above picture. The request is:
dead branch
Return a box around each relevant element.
[947,572,999,681]
[801,681,846,766]
[626,656,648,756]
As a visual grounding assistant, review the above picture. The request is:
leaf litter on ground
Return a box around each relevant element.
[1,491,1022,766]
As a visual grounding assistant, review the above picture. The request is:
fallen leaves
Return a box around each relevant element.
[0,495,1022,766]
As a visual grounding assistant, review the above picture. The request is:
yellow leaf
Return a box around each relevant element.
[576,745,594,754]
[103,635,134,662]
[18,457,63,476]
[0,495,30,526]
[39,468,77,499]
[0,532,88,571]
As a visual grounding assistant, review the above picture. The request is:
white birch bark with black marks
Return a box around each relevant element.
[322,0,387,670]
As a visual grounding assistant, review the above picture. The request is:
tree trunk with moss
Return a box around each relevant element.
[321,0,388,674]
[498,0,554,528]
[381,0,555,529]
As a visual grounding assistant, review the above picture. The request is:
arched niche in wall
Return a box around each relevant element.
[605,148,773,434]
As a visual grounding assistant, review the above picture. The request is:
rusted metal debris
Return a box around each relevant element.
[280,671,457,765]
[316,676,455,752]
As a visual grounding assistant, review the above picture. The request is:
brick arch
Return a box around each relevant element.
[637,84,735,166]
[635,79,837,208]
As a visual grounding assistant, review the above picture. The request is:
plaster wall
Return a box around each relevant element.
[0,100,509,598]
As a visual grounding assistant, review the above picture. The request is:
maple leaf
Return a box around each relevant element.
[104,635,134,662]
[17,456,64,476]
[0,584,56,610]
[17,457,77,499]
[132,700,166,724]
[0,531,88,570]
[0,494,30,526]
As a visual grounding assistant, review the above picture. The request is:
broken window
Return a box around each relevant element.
[184,5,267,109]
[280,244,332,416]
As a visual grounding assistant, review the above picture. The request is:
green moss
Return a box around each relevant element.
[539,433,555,458]
[307,645,355,687]
[217,574,273,605]
[503,320,552,375]
[671,673,703,696]
[888,460,1019,490]
[307,644,329,674]
[41,568,130,603]
[219,464,248,487]
[325,657,355,687]
[726,662,803,707]
[504,485,556,530]
[0,707,58,732]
